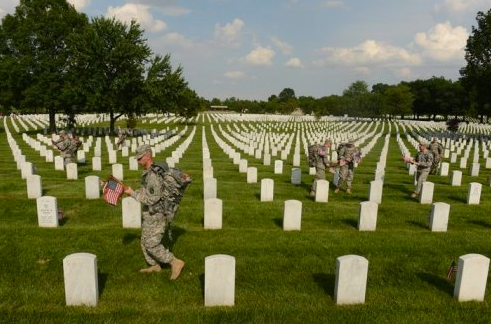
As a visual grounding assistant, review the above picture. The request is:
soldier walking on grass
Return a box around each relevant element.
[403,141,433,198]
[334,139,361,195]
[123,144,185,280]
[52,130,73,165]
[309,139,335,197]
[429,137,443,174]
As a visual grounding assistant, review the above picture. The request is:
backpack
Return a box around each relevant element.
[308,144,317,167]
[151,162,192,216]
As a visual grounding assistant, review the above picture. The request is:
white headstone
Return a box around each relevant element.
[112,163,124,181]
[429,202,450,232]
[21,161,34,179]
[122,197,141,228]
[470,163,479,176]
[440,162,449,176]
[239,159,248,173]
[260,178,274,202]
[283,200,302,231]
[246,167,257,183]
[419,181,434,204]
[204,198,222,229]
[108,150,117,164]
[92,156,102,171]
[274,160,283,174]
[63,253,99,306]
[129,157,138,171]
[204,254,235,306]
[334,255,369,305]
[85,176,100,199]
[358,201,378,231]
[36,196,58,228]
[66,163,78,180]
[368,180,383,204]
[54,156,64,170]
[77,150,85,163]
[315,179,329,203]
[466,182,482,205]
[454,254,490,302]
[204,178,217,200]
[459,157,467,169]
[26,174,42,199]
[451,170,462,186]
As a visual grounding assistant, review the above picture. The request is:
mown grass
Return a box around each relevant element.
[1,116,491,323]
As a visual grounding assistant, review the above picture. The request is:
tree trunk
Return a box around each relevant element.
[48,108,57,133]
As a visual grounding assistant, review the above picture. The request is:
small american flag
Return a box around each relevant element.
[103,176,124,206]
[446,260,457,281]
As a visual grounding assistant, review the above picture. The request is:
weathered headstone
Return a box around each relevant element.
[451,170,462,186]
[54,156,64,171]
[204,254,235,307]
[440,162,449,176]
[274,160,283,174]
[63,253,99,306]
[315,179,329,203]
[291,168,301,185]
[454,254,490,302]
[85,175,100,199]
[470,163,480,176]
[466,182,482,205]
[66,163,78,180]
[246,167,258,183]
[334,255,369,305]
[283,200,302,231]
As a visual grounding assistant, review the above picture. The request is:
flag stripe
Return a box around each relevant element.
[103,178,124,206]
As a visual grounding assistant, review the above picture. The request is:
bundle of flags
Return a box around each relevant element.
[446,260,457,281]
[103,175,125,206]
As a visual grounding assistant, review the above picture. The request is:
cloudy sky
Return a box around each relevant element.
[1,0,491,100]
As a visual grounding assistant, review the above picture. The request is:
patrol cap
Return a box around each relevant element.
[419,141,428,146]
[135,144,152,159]
[348,138,355,144]
[59,130,67,135]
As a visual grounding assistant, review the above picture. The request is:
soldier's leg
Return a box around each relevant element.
[346,169,354,191]
[311,167,325,192]
[415,170,425,194]
[337,166,348,189]
[141,213,174,266]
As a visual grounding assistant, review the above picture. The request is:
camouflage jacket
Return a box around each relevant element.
[414,150,433,170]
[53,138,72,158]
[429,142,443,157]
[132,164,183,218]
[338,144,360,164]
[311,144,330,169]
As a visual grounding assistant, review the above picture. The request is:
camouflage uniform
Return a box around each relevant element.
[428,140,443,174]
[336,143,360,191]
[52,135,73,165]
[310,144,330,193]
[414,149,433,194]
[131,164,179,266]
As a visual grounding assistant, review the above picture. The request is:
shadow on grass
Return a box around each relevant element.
[59,217,68,226]
[312,273,335,300]
[417,271,453,296]
[273,217,282,229]
[123,233,139,245]
[406,220,427,230]
[447,195,466,204]
[199,273,205,300]
[98,272,108,297]
[341,218,358,229]
[468,219,491,229]
[163,226,186,250]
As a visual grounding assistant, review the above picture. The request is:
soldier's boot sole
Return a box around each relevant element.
[170,259,185,280]
[140,264,162,273]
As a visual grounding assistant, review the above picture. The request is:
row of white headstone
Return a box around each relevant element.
[61,251,490,307]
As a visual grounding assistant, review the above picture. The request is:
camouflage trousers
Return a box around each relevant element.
[63,157,72,166]
[337,165,354,190]
[141,212,174,266]
[430,157,441,175]
[311,166,326,192]
[415,168,430,194]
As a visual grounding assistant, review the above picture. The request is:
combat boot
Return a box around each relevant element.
[346,188,352,194]
[140,264,161,273]
[334,188,340,194]
[170,258,185,280]
[310,190,316,197]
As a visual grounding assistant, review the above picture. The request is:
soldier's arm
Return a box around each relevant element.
[132,173,163,206]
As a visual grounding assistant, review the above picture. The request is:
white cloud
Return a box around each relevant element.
[214,18,244,46]
[271,36,293,55]
[162,32,196,48]
[285,57,303,68]
[0,0,17,18]
[322,1,345,8]
[224,71,245,79]
[354,66,370,75]
[244,46,275,66]
[317,40,421,66]
[67,0,91,11]
[397,67,412,77]
[413,22,468,61]
[434,0,491,14]
[106,4,167,33]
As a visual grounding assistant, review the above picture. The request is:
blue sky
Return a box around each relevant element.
[1,0,491,101]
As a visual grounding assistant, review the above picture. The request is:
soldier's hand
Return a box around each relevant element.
[124,186,134,195]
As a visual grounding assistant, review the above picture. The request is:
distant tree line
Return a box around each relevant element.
[0,0,206,132]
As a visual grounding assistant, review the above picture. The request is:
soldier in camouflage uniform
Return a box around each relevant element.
[309,140,334,197]
[52,130,73,165]
[428,137,443,174]
[334,139,360,194]
[410,142,433,198]
[123,144,185,279]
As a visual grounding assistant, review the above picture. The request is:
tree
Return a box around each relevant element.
[175,88,204,121]
[278,88,296,102]
[460,8,491,121]
[342,80,371,117]
[145,54,188,115]
[382,84,414,119]
[70,16,151,133]
[0,0,88,131]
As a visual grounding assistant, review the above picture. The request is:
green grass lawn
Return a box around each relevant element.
[1,116,491,323]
